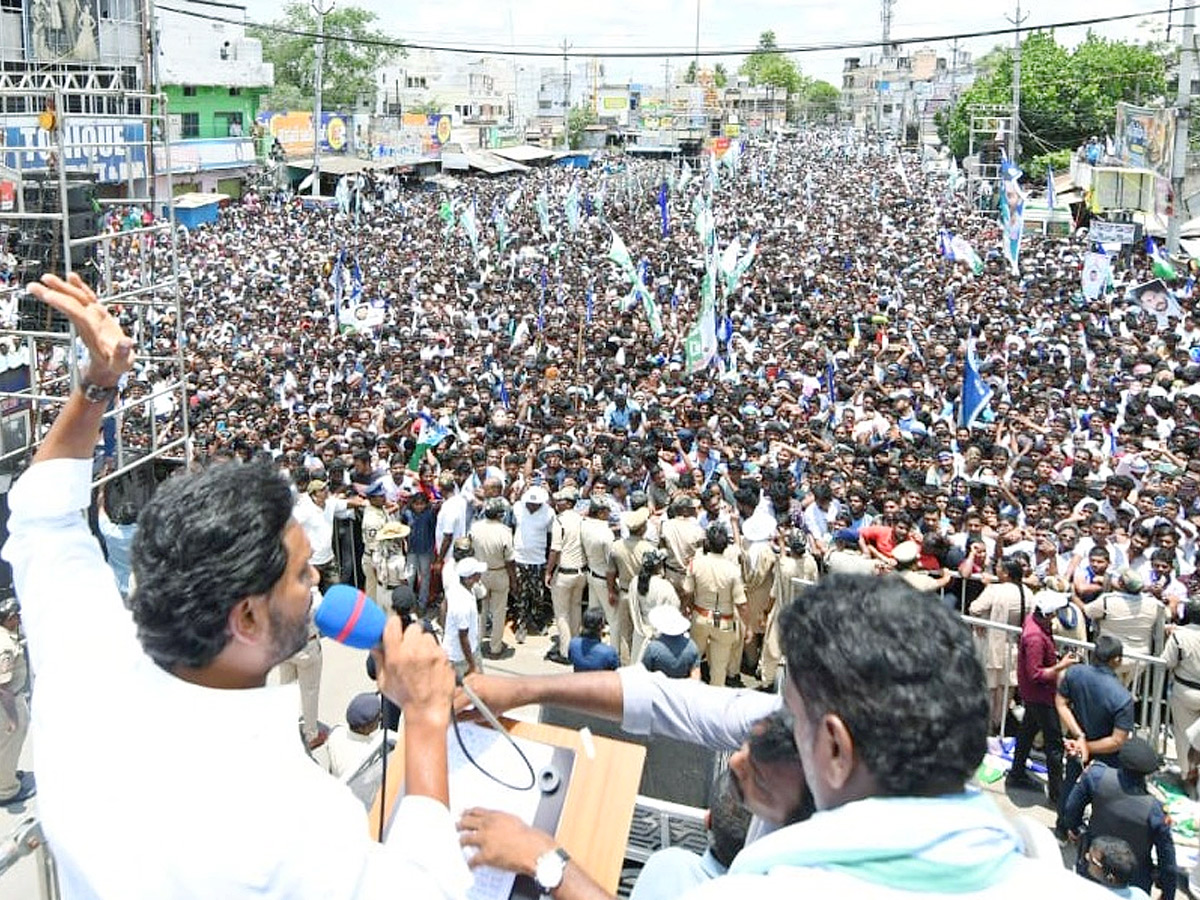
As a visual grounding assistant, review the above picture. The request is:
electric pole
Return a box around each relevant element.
[694,0,701,73]
[561,37,572,149]
[1168,1,1195,256]
[1005,1,1028,161]
[311,0,334,197]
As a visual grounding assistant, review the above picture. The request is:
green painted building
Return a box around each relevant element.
[162,84,267,142]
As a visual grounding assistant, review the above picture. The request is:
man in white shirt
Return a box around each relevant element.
[4,273,469,899]
[293,478,363,591]
[326,692,386,780]
[443,558,484,679]
[512,485,555,642]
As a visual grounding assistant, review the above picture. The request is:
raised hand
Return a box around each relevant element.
[27,273,134,387]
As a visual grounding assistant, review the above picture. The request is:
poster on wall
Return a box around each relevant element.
[255,111,351,159]
[370,114,452,161]
[26,0,100,61]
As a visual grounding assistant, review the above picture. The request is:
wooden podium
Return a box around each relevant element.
[370,718,647,893]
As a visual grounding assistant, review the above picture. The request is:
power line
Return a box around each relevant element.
[156,2,1200,59]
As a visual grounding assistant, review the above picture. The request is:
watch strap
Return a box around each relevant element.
[79,379,118,404]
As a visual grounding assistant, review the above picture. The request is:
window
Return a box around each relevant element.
[0,0,21,13]
[181,112,200,138]
[182,86,197,97]
[228,87,241,96]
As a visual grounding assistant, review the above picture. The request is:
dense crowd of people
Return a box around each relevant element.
[6,125,1200,895]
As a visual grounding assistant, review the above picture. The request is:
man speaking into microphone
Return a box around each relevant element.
[2,274,470,899]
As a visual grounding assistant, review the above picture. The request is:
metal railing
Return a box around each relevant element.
[960,614,1171,752]
[0,817,59,900]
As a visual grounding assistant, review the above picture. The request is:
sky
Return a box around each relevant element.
[235,0,1180,88]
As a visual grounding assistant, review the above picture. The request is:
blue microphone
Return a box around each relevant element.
[314,584,387,649]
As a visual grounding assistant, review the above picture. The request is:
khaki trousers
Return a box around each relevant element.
[551,571,587,655]
[691,613,740,687]
[278,634,323,742]
[0,691,28,799]
[481,569,511,653]
[586,573,624,655]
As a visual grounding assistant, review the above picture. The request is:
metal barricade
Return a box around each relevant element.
[961,614,1172,753]
[0,817,60,900]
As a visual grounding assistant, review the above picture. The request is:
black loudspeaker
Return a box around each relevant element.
[14,176,99,332]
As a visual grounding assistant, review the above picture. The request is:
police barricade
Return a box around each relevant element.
[0,817,59,899]
[961,614,1171,753]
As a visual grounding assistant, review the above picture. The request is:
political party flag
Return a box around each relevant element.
[349,257,363,304]
[998,154,1026,275]
[960,341,993,428]
[719,237,742,294]
[494,207,510,252]
[684,301,717,373]
[895,154,911,196]
[438,198,455,237]
[1145,236,1177,281]
[1046,165,1056,210]
[498,375,510,409]
[658,181,669,237]
[607,229,636,281]
[504,186,522,213]
[824,352,837,409]
[535,189,551,238]
[1081,251,1111,301]
[460,202,479,257]
[407,420,450,468]
[564,183,580,234]
[949,235,985,276]
[678,159,693,193]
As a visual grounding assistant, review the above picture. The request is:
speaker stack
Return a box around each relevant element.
[14,176,99,332]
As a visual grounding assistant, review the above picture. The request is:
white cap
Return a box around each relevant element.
[1035,591,1069,616]
[457,558,488,579]
[648,604,691,637]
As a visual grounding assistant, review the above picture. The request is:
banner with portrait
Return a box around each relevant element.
[1114,103,1175,179]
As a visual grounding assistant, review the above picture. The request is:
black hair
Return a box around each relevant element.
[129,459,293,670]
[780,574,987,797]
[581,605,606,638]
[707,769,752,869]
[1086,835,1137,887]
[704,524,730,555]
[1093,634,1124,665]
[637,551,664,597]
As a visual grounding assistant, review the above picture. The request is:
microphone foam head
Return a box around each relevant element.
[315,584,386,650]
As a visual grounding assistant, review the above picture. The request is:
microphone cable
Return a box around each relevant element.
[451,678,537,792]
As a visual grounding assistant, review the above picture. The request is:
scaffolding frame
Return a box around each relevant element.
[967,105,1010,218]
[0,67,189,487]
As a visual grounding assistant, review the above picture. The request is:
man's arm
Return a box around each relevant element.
[459,809,612,900]
[1151,802,1178,900]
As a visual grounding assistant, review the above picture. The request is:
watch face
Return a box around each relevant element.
[535,850,565,891]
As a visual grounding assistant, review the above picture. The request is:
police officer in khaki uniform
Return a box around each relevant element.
[470,498,517,658]
[359,482,392,600]
[0,598,33,806]
[761,531,819,688]
[739,515,778,675]
[683,524,748,687]
[545,486,586,664]
[580,497,618,649]
[660,496,704,595]
[608,507,654,664]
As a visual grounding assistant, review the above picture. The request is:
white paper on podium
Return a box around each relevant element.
[387,722,555,900]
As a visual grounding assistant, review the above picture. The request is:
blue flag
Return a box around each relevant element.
[658,181,669,237]
[586,283,594,324]
[960,342,993,428]
[499,375,510,409]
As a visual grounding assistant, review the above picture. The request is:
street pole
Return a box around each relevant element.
[311,0,334,197]
[561,38,572,149]
[694,0,700,73]
[1168,1,1195,256]
[1005,1,1027,161]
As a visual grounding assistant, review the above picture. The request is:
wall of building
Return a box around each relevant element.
[163,84,264,141]
[156,2,272,89]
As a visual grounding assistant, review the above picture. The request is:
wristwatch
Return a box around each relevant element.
[79,379,118,404]
[534,846,570,893]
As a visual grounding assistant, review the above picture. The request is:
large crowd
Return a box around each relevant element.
[5,124,1200,897]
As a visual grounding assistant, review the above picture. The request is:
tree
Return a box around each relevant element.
[713,63,728,88]
[684,60,698,84]
[739,30,803,96]
[567,104,597,150]
[802,80,840,120]
[252,2,400,110]
[939,30,1165,163]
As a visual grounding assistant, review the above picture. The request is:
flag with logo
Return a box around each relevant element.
[960,340,993,428]
[460,202,479,257]
[504,186,521,213]
[1145,236,1177,281]
[998,154,1026,275]
[438,198,455,237]
[607,228,637,281]
[948,235,985,276]
[678,159,693,193]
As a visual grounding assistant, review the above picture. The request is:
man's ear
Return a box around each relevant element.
[227,594,268,645]
[820,712,857,792]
